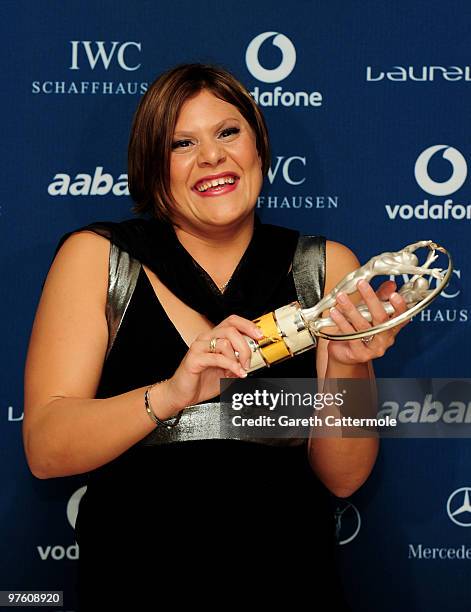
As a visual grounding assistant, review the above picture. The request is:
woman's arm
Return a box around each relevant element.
[23,232,258,479]
[23,232,180,479]
[309,240,407,497]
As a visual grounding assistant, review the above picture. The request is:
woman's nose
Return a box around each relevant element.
[197,138,226,167]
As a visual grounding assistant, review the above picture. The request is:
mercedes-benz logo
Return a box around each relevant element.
[447,487,471,527]
[335,501,361,545]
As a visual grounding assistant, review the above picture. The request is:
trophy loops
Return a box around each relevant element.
[242,240,453,372]
[304,240,453,342]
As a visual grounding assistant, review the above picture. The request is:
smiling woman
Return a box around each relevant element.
[23,63,407,611]
[168,90,263,234]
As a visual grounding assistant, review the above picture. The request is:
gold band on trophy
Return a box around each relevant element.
[253,312,291,365]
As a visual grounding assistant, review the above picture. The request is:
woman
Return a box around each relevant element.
[23,64,407,609]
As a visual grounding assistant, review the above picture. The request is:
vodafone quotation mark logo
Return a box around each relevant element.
[245,32,296,83]
[415,145,467,196]
[385,144,471,220]
[335,501,361,545]
[67,486,87,529]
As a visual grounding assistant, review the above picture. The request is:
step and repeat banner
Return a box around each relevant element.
[1,1,470,610]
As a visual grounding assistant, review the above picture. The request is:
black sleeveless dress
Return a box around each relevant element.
[65,222,349,610]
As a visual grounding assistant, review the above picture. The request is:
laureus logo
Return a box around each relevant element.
[415,145,467,196]
[245,32,296,83]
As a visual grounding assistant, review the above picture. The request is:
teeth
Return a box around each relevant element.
[196,176,236,192]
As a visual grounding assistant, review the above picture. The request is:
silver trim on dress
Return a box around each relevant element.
[105,243,141,360]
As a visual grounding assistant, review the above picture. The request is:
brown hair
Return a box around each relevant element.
[128,63,270,220]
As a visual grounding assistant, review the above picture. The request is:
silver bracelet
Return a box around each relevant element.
[144,381,183,429]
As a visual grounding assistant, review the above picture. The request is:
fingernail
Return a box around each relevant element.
[390,292,400,301]
[330,307,338,316]
[244,359,251,370]
[337,293,347,304]
[254,328,264,338]
[239,368,248,378]
[358,280,368,289]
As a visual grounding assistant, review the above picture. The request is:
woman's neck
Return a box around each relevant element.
[173,214,255,289]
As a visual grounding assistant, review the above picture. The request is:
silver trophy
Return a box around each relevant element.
[245,240,453,372]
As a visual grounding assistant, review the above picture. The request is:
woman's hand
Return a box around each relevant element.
[164,315,264,412]
[326,279,409,366]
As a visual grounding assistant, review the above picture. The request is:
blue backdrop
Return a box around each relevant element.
[2,1,470,610]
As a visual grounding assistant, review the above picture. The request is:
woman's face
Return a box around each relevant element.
[169,89,263,232]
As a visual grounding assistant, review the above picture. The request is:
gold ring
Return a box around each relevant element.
[209,337,218,353]
[361,335,375,345]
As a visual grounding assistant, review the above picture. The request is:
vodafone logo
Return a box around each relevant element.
[385,144,471,220]
[66,486,87,529]
[415,145,467,196]
[335,501,361,545]
[245,32,296,83]
[245,33,322,108]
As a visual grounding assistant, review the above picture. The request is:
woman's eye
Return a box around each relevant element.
[172,139,193,150]
[219,127,240,139]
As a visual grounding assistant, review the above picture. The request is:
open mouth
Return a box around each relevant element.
[193,174,239,194]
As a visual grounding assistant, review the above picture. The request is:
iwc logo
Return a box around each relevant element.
[447,487,471,527]
[245,32,322,108]
[256,153,339,211]
[32,40,148,95]
[335,501,361,545]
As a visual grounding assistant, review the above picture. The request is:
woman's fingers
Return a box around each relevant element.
[201,315,263,370]
[329,306,372,360]
[217,326,254,369]
[374,279,396,302]
[335,291,375,333]
[329,306,361,336]
[218,315,264,342]
[194,336,247,372]
[388,291,410,331]
[356,280,389,326]
[190,345,247,378]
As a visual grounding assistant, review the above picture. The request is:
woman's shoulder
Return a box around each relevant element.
[325,239,359,264]
[324,240,361,294]
[53,217,148,257]
[50,227,111,282]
